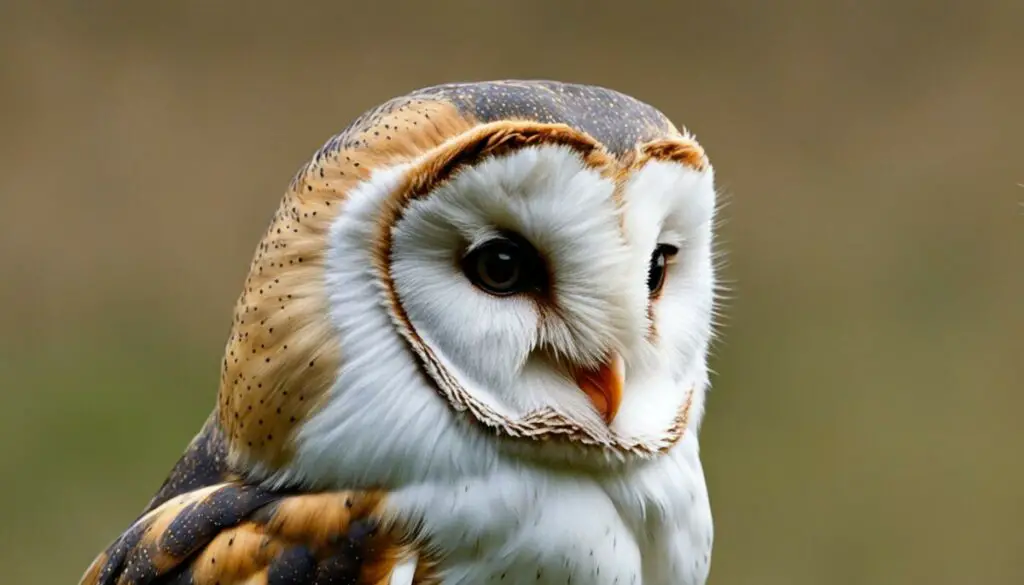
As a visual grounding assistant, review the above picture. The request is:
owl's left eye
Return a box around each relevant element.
[647,244,679,297]
[462,235,545,296]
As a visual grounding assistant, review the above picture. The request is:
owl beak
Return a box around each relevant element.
[574,353,624,424]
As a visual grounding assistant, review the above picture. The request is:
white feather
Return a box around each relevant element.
[281,144,718,584]
[389,554,418,585]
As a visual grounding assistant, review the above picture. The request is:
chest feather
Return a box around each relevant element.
[387,439,713,585]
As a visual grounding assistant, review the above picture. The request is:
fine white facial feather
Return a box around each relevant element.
[614,158,717,439]
[391,146,637,428]
[280,142,718,584]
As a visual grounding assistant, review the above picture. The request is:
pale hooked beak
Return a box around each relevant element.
[573,353,624,424]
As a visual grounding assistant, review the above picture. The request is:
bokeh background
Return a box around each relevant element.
[2,1,1021,583]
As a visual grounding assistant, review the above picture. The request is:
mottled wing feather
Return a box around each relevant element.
[79,483,398,585]
[141,415,235,516]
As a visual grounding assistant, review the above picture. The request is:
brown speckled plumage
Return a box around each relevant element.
[217,99,474,472]
[81,80,707,585]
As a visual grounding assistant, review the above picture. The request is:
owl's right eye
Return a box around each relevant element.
[462,235,544,296]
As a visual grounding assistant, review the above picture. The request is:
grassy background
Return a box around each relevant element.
[1,1,1021,583]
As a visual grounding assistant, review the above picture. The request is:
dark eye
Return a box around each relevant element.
[647,244,679,297]
[463,235,544,296]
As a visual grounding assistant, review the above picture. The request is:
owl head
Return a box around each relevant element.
[216,81,719,487]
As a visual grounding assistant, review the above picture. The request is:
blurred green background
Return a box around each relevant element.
[2,1,1021,583]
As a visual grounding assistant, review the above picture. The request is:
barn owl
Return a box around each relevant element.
[79,80,720,585]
